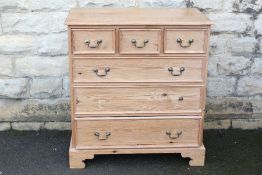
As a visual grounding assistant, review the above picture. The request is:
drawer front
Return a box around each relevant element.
[72,29,115,54]
[73,58,204,83]
[119,29,161,54]
[164,29,207,54]
[76,117,201,149]
[74,86,202,115]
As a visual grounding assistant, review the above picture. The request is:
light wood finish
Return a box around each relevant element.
[73,58,204,83]
[119,29,161,54]
[69,139,205,168]
[164,29,207,53]
[72,29,115,55]
[76,117,201,149]
[74,86,202,115]
[66,8,211,169]
[65,8,212,26]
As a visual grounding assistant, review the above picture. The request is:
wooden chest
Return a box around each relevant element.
[65,8,212,168]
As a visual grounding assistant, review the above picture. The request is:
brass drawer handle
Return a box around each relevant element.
[84,39,103,48]
[176,38,194,48]
[94,131,111,140]
[168,67,185,76]
[93,67,110,77]
[131,39,149,48]
[166,130,182,139]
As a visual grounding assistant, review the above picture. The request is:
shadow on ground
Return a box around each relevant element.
[0,129,261,175]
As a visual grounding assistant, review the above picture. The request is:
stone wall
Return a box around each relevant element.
[0,0,261,130]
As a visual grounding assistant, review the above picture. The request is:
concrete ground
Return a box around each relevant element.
[0,129,261,175]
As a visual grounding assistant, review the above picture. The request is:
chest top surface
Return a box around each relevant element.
[65,8,212,26]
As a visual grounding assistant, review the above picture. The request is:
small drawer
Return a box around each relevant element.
[119,29,161,54]
[75,117,201,149]
[71,29,115,54]
[73,58,204,83]
[164,29,207,54]
[74,86,202,116]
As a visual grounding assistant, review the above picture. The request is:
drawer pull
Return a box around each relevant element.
[176,38,194,48]
[84,39,103,48]
[93,67,110,77]
[166,130,182,140]
[94,131,111,140]
[131,39,149,48]
[168,67,185,76]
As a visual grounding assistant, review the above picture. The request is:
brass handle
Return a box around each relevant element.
[93,67,110,77]
[84,39,103,48]
[176,38,194,48]
[166,131,182,140]
[168,67,185,76]
[94,131,111,140]
[131,39,149,48]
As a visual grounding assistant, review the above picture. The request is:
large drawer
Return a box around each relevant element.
[74,86,203,116]
[75,116,202,149]
[73,58,204,83]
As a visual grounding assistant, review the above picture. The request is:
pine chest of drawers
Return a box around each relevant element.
[66,8,212,169]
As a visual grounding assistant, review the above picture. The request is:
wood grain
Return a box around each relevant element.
[74,86,202,115]
[65,8,212,26]
[164,29,207,53]
[119,29,161,54]
[66,8,211,168]
[69,138,205,168]
[72,29,115,54]
[73,58,204,83]
[75,116,201,148]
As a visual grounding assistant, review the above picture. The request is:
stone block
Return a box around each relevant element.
[190,0,223,11]
[43,122,71,130]
[0,55,13,76]
[29,0,77,11]
[139,0,186,7]
[259,38,262,54]
[206,97,253,115]
[217,56,251,76]
[207,13,252,33]
[15,56,68,77]
[249,96,262,114]
[30,78,63,98]
[11,122,44,130]
[209,34,235,55]
[79,0,136,7]
[232,119,262,129]
[207,77,236,96]
[0,78,28,98]
[62,76,70,97]
[0,35,34,54]
[35,33,67,56]
[0,98,70,122]
[255,14,262,35]
[204,119,231,129]
[251,57,262,75]
[224,0,262,12]
[230,37,257,55]
[0,122,11,131]
[234,0,262,13]
[237,76,262,95]
[0,0,28,12]
[207,55,219,77]
[2,12,67,34]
